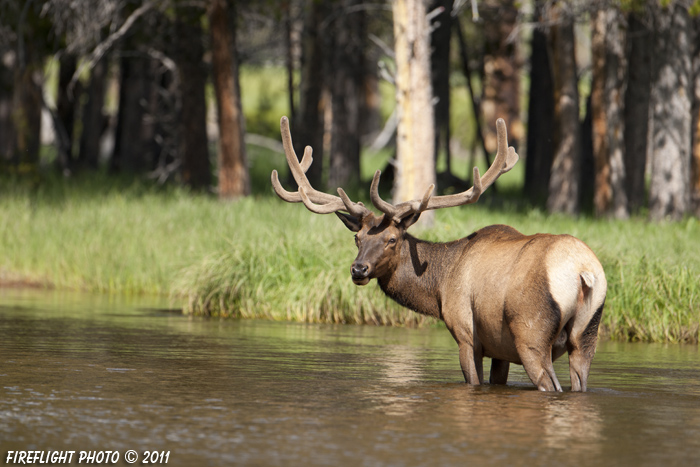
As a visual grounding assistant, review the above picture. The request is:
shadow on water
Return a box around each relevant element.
[1,289,699,466]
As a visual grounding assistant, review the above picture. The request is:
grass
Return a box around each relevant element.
[2,64,698,343]
[1,165,699,343]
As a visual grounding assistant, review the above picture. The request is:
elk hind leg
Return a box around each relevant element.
[517,345,562,392]
[508,307,563,391]
[489,359,509,384]
[568,302,604,392]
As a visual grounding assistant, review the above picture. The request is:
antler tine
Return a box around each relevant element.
[366,119,518,222]
[298,187,346,214]
[370,170,398,218]
[369,169,435,223]
[272,116,371,218]
[478,118,518,188]
[277,117,336,205]
[421,117,518,211]
[338,188,371,218]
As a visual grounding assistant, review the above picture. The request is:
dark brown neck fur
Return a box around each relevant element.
[377,234,469,320]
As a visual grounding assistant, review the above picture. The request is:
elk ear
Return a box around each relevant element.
[335,212,362,232]
[398,211,422,230]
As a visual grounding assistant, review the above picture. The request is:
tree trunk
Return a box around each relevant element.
[78,57,107,170]
[624,10,652,214]
[591,7,628,219]
[524,2,553,205]
[392,0,436,227]
[0,50,15,164]
[283,0,296,121]
[328,0,365,190]
[546,5,580,215]
[294,0,326,189]
[430,0,452,175]
[112,52,152,173]
[649,3,692,221]
[481,0,521,155]
[175,6,211,191]
[13,51,43,167]
[56,53,77,171]
[691,15,700,217]
[209,0,250,199]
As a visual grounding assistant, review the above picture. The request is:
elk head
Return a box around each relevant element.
[271,116,518,286]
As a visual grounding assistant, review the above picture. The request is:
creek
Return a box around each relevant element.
[1,289,699,466]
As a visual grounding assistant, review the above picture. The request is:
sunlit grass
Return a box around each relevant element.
[1,167,698,343]
[2,65,698,342]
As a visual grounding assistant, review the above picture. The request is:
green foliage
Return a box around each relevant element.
[239,65,291,138]
[690,0,700,16]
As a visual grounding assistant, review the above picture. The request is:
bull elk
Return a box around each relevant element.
[271,116,607,392]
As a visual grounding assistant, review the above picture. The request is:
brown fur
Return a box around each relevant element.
[347,217,607,392]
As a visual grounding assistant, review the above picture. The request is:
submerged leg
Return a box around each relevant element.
[567,306,603,392]
[489,358,510,385]
[567,346,591,392]
[516,343,562,392]
[458,343,484,385]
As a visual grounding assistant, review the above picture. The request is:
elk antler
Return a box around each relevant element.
[271,117,371,218]
[371,118,519,222]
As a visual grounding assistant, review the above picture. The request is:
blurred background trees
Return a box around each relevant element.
[1,0,700,220]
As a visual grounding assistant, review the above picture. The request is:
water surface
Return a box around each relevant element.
[1,289,699,466]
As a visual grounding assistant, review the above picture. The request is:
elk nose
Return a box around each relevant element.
[351,263,369,279]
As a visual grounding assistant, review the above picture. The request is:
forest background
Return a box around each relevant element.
[1,0,699,343]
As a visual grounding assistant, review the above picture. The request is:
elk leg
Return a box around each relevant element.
[516,344,562,392]
[458,343,484,385]
[566,328,598,392]
[567,301,604,392]
[567,346,591,392]
[489,359,510,384]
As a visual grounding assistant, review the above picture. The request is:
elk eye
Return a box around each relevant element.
[388,237,397,245]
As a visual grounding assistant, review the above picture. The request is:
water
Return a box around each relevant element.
[1,289,699,466]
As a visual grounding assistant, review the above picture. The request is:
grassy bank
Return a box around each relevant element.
[1,171,699,343]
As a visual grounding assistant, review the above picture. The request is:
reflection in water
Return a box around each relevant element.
[543,395,602,453]
[1,289,699,466]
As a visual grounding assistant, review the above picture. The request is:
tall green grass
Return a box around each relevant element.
[2,170,698,342]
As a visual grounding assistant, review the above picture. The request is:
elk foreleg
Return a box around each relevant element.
[458,343,484,385]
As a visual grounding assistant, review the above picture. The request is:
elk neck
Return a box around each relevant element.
[377,233,468,320]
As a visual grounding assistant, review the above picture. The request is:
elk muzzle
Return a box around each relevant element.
[351,262,371,286]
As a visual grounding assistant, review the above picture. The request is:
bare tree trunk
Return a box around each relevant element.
[524,2,553,205]
[209,0,250,199]
[392,0,436,227]
[546,4,580,215]
[328,0,364,190]
[78,57,107,170]
[481,0,521,154]
[649,3,692,221]
[624,10,652,214]
[175,6,211,191]
[591,7,628,219]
